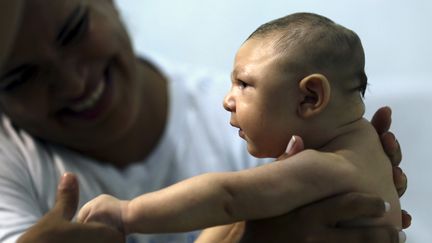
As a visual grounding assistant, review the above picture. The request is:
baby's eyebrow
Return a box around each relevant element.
[232,67,252,82]
[231,68,243,79]
[230,70,236,80]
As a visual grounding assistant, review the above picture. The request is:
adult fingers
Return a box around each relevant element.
[28,222,126,243]
[277,135,305,161]
[242,222,403,243]
[51,173,80,221]
[76,202,89,224]
[311,227,402,243]
[66,223,125,243]
[300,193,387,225]
[401,210,412,229]
[196,223,245,243]
[381,132,402,167]
[393,167,408,197]
[371,106,392,135]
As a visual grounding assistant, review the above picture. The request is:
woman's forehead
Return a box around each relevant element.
[23,0,80,21]
[19,0,96,36]
[3,0,84,67]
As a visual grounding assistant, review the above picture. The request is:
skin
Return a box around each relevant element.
[224,37,368,156]
[199,121,410,243]
[196,35,408,242]
[78,37,406,240]
[0,1,410,243]
[224,38,300,157]
[17,174,124,243]
[0,0,23,69]
[238,113,410,242]
[225,35,400,221]
[0,0,167,166]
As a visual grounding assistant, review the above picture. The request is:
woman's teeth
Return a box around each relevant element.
[69,81,106,112]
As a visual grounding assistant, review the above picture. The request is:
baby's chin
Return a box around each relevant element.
[247,146,281,159]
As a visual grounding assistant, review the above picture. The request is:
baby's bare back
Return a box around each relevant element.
[325,121,401,227]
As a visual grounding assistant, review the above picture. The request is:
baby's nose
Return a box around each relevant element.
[223,94,235,112]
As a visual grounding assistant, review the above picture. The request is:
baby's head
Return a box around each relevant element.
[224,12,367,158]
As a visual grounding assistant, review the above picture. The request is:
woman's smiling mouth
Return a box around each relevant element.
[69,80,106,112]
[57,61,115,122]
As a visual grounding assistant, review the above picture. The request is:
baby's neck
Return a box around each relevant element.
[303,116,370,151]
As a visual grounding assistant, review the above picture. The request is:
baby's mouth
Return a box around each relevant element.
[238,129,245,139]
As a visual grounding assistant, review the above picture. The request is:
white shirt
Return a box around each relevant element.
[0,53,266,243]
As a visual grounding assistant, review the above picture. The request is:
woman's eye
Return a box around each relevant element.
[57,7,90,47]
[1,67,38,92]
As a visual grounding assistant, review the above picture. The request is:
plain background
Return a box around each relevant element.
[116,1,431,242]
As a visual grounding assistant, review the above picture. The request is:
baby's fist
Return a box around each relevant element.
[77,194,128,233]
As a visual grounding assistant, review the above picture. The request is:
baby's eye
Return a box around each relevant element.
[238,80,249,89]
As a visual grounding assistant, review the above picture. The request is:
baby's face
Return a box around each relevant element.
[223,38,302,158]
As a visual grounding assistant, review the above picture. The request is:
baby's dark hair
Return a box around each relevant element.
[247,12,368,97]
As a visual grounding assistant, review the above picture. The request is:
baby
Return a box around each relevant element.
[77,12,401,234]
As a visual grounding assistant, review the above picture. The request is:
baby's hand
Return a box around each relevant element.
[77,194,128,233]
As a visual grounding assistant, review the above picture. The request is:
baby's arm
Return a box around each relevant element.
[78,172,258,233]
[78,150,358,234]
[76,172,249,233]
[217,149,358,221]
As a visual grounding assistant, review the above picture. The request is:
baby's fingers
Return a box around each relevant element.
[76,202,92,223]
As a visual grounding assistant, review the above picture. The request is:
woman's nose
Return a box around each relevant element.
[49,62,88,100]
[223,93,235,112]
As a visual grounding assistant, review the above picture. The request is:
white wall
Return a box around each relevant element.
[116,1,432,242]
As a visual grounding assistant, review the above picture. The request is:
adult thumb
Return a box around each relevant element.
[277,135,304,161]
[52,173,79,221]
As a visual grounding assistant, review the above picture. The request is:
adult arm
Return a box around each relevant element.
[17,174,124,243]
[197,193,399,243]
[240,193,402,243]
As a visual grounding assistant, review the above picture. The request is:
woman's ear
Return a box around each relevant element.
[297,74,331,119]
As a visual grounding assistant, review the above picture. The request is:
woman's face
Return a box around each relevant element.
[0,0,144,151]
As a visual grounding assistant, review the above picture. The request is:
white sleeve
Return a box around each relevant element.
[0,140,45,243]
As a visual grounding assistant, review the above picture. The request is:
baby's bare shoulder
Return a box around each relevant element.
[276,149,358,182]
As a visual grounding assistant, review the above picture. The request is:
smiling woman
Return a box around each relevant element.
[0,0,164,165]
[0,1,408,243]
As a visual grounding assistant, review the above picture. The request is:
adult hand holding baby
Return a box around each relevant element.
[17,174,125,243]
[77,194,129,234]
[239,107,409,243]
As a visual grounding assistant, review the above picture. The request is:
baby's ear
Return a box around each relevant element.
[297,74,331,119]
